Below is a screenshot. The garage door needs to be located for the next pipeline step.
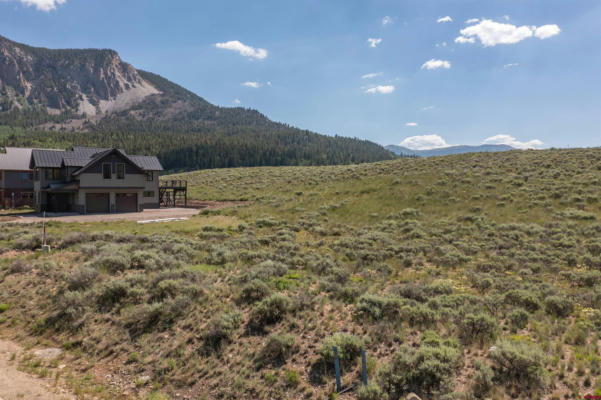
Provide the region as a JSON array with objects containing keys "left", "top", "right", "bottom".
[
  {"left": 116, "top": 193, "right": 137, "bottom": 213},
  {"left": 86, "top": 193, "right": 109, "bottom": 213}
]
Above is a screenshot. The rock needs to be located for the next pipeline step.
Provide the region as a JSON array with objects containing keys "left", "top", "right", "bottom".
[
  {"left": 33, "top": 347, "right": 62, "bottom": 360},
  {"left": 137, "top": 375, "right": 151, "bottom": 385},
  {"left": 58, "top": 364, "right": 66, "bottom": 369},
  {"left": 406, "top": 393, "right": 422, "bottom": 400}
]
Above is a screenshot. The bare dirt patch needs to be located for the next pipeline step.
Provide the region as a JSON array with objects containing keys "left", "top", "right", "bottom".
[{"left": 0, "top": 339, "right": 76, "bottom": 400}]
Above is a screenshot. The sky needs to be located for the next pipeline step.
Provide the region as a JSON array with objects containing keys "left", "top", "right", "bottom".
[{"left": 1, "top": 0, "right": 600, "bottom": 149}]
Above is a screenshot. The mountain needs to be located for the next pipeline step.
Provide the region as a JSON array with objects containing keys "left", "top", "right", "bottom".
[
  {"left": 0, "top": 35, "right": 394, "bottom": 170},
  {"left": 385, "top": 144, "right": 515, "bottom": 157}
]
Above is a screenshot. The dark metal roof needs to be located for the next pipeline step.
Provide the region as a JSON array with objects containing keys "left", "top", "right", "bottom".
[
  {"left": 31, "top": 147, "right": 163, "bottom": 171},
  {"left": 129, "top": 155, "right": 164, "bottom": 171},
  {"left": 31, "top": 149, "right": 67, "bottom": 168},
  {"left": 0, "top": 147, "right": 33, "bottom": 171}
]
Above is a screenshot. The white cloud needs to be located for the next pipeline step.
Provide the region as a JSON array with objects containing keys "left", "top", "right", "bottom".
[
  {"left": 215, "top": 40, "right": 268, "bottom": 60},
  {"left": 436, "top": 42, "right": 448, "bottom": 47},
  {"left": 382, "top": 16, "right": 393, "bottom": 26},
  {"left": 405, "top": 122, "right": 418, "bottom": 127},
  {"left": 421, "top": 59, "right": 451, "bottom": 70},
  {"left": 17, "top": 0, "right": 65, "bottom": 11},
  {"left": 534, "top": 24, "right": 561, "bottom": 39},
  {"left": 361, "top": 72, "right": 383, "bottom": 79},
  {"left": 367, "top": 38, "right": 382, "bottom": 48},
  {"left": 482, "top": 134, "right": 543, "bottom": 149},
  {"left": 242, "top": 81, "right": 261, "bottom": 88},
  {"left": 233, "top": 99, "right": 241, "bottom": 105},
  {"left": 456, "top": 19, "right": 560, "bottom": 47},
  {"left": 421, "top": 106, "right": 435, "bottom": 111},
  {"left": 503, "top": 63, "right": 519, "bottom": 69},
  {"left": 454, "top": 36, "right": 475, "bottom": 44},
  {"left": 266, "top": 81, "right": 272, "bottom": 86},
  {"left": 437, "top": 16, "right": 453, "bottom": 23},
  {"left": 365, "top": 85, "right": 395, "bottom": 94},
  {"left": 465, "top": 18, "right": 479, "bottom": 24},
  {"left": 400, "top": 134, "right": 450, "bottom": 150}
]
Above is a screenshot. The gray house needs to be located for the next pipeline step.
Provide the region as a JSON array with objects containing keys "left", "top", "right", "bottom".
[
  {"left": 30, "top": 147, "right": 163, "bottom": 213},
  {"left": 0, "top": 147, "right": 34, "bottom": 209}
]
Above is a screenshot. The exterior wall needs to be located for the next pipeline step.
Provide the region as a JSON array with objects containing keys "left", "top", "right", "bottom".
[
  {"left": 3, "top": 171, "right": 33, "bottom": 190},
  {"left": 142, "top": 170, "right": 160, "bottom": 208},
  {"left": 0, "top": 170, "right": 34, "bottom": 209},
  {"left": 78, "top": 171, "right": 146, "bottom": 189}
]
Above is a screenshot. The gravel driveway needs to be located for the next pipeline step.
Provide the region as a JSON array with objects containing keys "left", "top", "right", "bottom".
[{"left": 7, "top": 207, "right": 200, "bottom": 224}]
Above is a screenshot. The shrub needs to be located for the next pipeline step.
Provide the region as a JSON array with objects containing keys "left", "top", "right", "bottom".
[
  {"left": 472, "top": 360, "right": 494, "bottom": 397},
  {"left": 0, "top": 304, "right": 8, "bottom": 313},
  {"left": 251, "top": 260, "right": 288, "bottom": 280},
  {"left": 356, "top": 294, "right": 403, "bottom": 321},
  {"left": 203, "top": 310, "right": 242, "bottom": 350},
  {"left": 357, "top": 383, "right": 388, "bottom": 400},
  {"left": 283, "top": 369, "right": 299, "bottom": 387},
  {"left": 97, "top": 278, "right": 129, "bottom": 309},
  {"left": 56, "top": 290, "right": 88, "bottom": 324},
  {"left": 67, "top": 265, "right": 99, "bottom": 291},
  {"left": 319, "top": 333, "right": 364, "bottom": 367},
  {"left": 402, "top": 303, "right": 438, "bottom": 327},
  {"left": 257, "top": 334, "right": 297, "bottom": 366},
  {"left": 91, "top": 253, "right": 129, "bottom": 273},
  {"left": 457, "top": 313, "right": 497, "bottom": 345},
  {"left": 124, "top": 296, "right": 191, "bottom": 335},
  {"left": 9, "top": 259, "right": 31, "bottom": 274},
  {"left": 509, "top": 308, "right": 529, "bottom": 330},
  {"left": 58, "top": 232, "right": 90, "bottom": 249},
  {"left": 14, "top": 234, "right": 41, "bottom": 250},
  {"left": 488, "top": 339, "right": 547, "bottom": 388},
  {"left": 239, "top": 279, "right": 271, "bottom": 304},
  {"left": 249, "top": 294, "right": 292, "bottom": 329},
  {"left": 378, "top": 336, "right": 460, "bottom": 397},
  {"left": 503, "top": 290, "right": 541, "bottom": 313},
  {"left": 152, "top": 279, "right": 202, "bottom": 301},
  {"left": 544, "top": 296, "right": 574, "bottom": 318}
]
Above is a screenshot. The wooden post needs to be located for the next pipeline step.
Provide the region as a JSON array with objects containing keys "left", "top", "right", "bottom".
[
  {"left": 361, "top": 349, "right": 368, "bottom": 387},
  {"left": 333, "top": 346, "right": 342, "bottom": 393}
]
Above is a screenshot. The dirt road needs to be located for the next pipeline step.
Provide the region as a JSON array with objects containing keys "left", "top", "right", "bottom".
[
  {"left": 8, "top": 207, "right": 200, "bottom": 224},
  {"left": 0, "top": 340, "right": 75, "bottom": 400}
]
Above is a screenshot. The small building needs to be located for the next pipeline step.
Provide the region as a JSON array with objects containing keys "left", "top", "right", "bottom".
[
  {"left": 30, "top": 147, "right": 163, "bottom": 213},
  {"left": 0, "top": 147, "right": 34, "bottom": 209}
]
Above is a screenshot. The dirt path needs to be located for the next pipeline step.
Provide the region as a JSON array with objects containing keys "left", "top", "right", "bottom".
[{"left": 0, "top": 340, "right": 76, "bottom": 400}]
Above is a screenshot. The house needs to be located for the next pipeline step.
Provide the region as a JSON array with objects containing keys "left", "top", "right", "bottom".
[
  {"left": 30, "top": 147, "right": 163, "bottom": 213},
  {"left": 0, "top": 147, "right": 34, "bottom": 209}
]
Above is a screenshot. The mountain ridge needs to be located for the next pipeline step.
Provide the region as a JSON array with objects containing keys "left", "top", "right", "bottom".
[
  {"left": 0, "top": 34, "right": 394, "bottom": 170},
  {"left": 385, "top": 144, "right": 515, "bottom": 157}
]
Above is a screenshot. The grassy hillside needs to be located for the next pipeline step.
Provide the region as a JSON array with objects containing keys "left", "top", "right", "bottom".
[{"left": 1, "top": 148, "right": 601, "bottom": 400}]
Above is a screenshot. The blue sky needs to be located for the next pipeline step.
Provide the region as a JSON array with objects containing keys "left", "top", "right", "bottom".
[{"left": 1, "top": 0, "right": 600, "bottom": 149}]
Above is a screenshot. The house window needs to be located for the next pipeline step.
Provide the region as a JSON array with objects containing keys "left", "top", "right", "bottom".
[
  {"left": 45, "top": 168, "right": 61, "bottom": 180},
  {"left": 21, "top": 192, "right": 33, "bottom": 199},
  {"left": 117, "top": 163, "right": 125, "bottom": 180},
  {"left": 22, "top": 172, "right": 32, "bottom": 181},
  {"left": 145, "top": 171, "right": 153, "bottom": 181},
  {"left": 143, "top": 191, "right": 155, "bottom": 198},
  {"left": 102, "top": 163, "right": 112, "bottom": 179}
]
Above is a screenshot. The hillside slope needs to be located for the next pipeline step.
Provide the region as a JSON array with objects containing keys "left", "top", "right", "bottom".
[
  {"left": 1, "top": 148, "right": 600, "bottom": 400},
  {"left": 0, "top": 35, "right": 394, "bottom": 170}
]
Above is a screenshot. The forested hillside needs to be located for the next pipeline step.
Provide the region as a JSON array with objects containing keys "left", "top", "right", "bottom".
[{"left": 0, "top": 35, "right": 394, "bottom": 170}]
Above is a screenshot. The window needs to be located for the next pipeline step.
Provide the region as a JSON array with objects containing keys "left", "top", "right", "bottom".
[
  {"left": 45, "top": 168, "right": 61, "bottom": 180},
  {"left": 21, "top": 192, "right": 33, "bottom": 199},
  {"left": 22, "top": 172, "right": 32, "bottom": 181},
  {"left": 145, "top": 171, "right": 153, "bottom": 181},
  {"left": 143, "top": 191, "right": 155, "bottom": 198},
  {"left": 117, "top": 163, "right": 125, "bottom": 180},
  {"left": 102, "top": 163, "right": 112, "bottom": 179}
]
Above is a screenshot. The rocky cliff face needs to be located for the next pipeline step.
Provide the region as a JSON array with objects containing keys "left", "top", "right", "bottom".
[{"left": 0, "top": 35, "right": 158, "bottom": 115}]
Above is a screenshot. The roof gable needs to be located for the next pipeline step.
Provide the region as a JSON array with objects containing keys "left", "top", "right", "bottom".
[{"left": 72, "top": 148, "right": 145, "bottom": 176}]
